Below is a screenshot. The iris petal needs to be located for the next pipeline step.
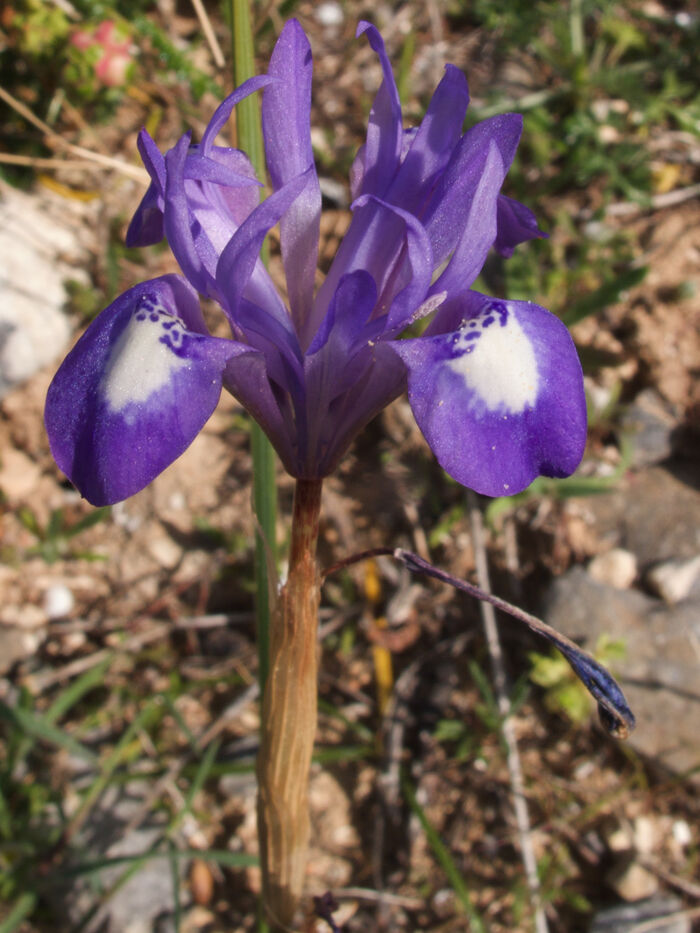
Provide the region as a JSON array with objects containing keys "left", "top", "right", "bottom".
[
  {"left": 495, "top": 194, "right": 547, "bottom": 257},
  {"left": 423, "top": 114, "right": 523, "bottom": 272},
  {"left": 355, "top": 22, "right": 403, "bottom": 198},
  {"left": 263, "top": 20, "right": 322, "bottom": 342},
  {"left": 391, "top": 292, "right": 587, "bottom": 496},
  {"left": 45, "top": 276, "right": 252, "bottom": 505}
]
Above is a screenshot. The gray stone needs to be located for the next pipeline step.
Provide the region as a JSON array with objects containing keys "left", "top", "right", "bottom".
[
  {"left": 645, "top": 555, "right": 700, "bottom": 604},
  {"left": 61, "top": 785, "right": 183, "bottom": 932},
  {"left": 620, "top": 389, "right": 677, "bottom": 468},
  {"left": 544, "top": 568, "right": 700, "bottom": 778},
  {"left": 0, "top": 182, "right": 90, "bottom": 398},
  {"left": 590, "top": 894, "right": 689, "bottom": 933},
  {"left": 586, "top": 466, "right": 700, "bottom": 566}
]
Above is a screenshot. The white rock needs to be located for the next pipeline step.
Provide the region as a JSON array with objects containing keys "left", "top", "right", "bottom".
[
  {"left": 315, "top": 1, "right": 344, "bottom": 27},
  {"left": 43, "top": 583, "right": 75, "bottom": 620},
  {"left": 672, "top": 819, "right": 692, "bottom": 848},
  {"left": 607, "top": 860, "right": 659, "bottom": 901},
  {"left": 588, "top": 548, "right": 638, "bottom": 589},
  {"left": 0, "top": 182, "right": 90, "bottom": 398},
  {"left": 646, "top": 555, "right": 700, "bottom": 604},
  {"left": 633, "top": 815, "right": 656, "bottom": 855},
  {"left": 147, "top": 530, "right": 182, "bottom": 569}
]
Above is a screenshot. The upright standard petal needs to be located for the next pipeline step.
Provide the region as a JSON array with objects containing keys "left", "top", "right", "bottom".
[
  {"left": 263, "top": 20, "right": 321, "bottom": 342},
  {"left": 391, "top": 293, "right": 587, "bottom": 496},
  {"left": 45, "top": 276, "right": 252, "bottom": 505},
  {"left": 423, "top": 114, "right": 523, "bottom": 274},
  {"left": 387, "top": 64, "right": 469, "bottom": 215},
  {"left": 215, "top": 168, "right": 313, "bottom": 336},
  {"left": 350, "top": 194, "right": 433, "bottom": 333},
  {"left": 355, "top": 22, "right": 403, "bottom": 198}
]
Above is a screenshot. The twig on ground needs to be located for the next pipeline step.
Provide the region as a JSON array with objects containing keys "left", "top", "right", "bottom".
[
  {"left": 335, "top": 887, "right": 424, "bottom": 909},
  {"left": 630, "top": 906, "right": 700, "bottom": 933},
  {"left": 638, "top": 857, "right": 700, "bottom": 900},
  {"left": 0, "top": 86, "right": 148, "bottom": 182},
  {"left": 0, "top": 154, "right": 99, "bottom": 171},
  {"left": 190, "top": 0, "right": 225, "bottom": 68},
  {"left": 467, "top": 490, "right": 549, "bottom": 933},
  {"left": 577, "top": 182, "right": 700, "bottom": 220}
]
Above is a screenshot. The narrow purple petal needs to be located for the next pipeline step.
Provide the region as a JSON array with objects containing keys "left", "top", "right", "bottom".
[
  {"left": 423, "top": 114, "right": 523, "bottom": 272},
  {"left": 215, "top": 167, "right": 313, "bottom": 329},
  {"left": 184, "top": 151, "right": 261, "bottom": 190},
  {"left": 126, "top": 180, "right": 164, "bottom": 247},
  {"left": 350, "top": 194, "right": 433, "bottom": 333},
  {"left": 356, "top": 22, "right": 402, "bottom": 198},
  {"left": 45, "top": 276, "right": 251, "bottom": 506},
  {"left": 495, "top": 194, "right": 547, "bottom": 257},
  {"left": 263, "top": 20, "right": 321, "bottom": 342},
  {"left": 222, "top": 352, "right": 298, "bottom": 474},
  {"left": 428, "top": 139, "right": 505, "bottom": 297},
  {"left": 164, "top": 134, "right": 216, "bottom": 296},
  {"left": 390, "top": 293, "right": 586, "bottom": 496},
  {"left": 137, "top": 127, "right": 165, "bottom": 188},
  {"left": 314, "top": 341, "right": 406, "bottom": 477},
  {"left": 126, "top": 129, "right": 166, "bottom": 247},
  {"left": 388, "top": 64, "right": 470, "bottom": 215},
  {"left": 200, "top": 75, "right": 274, "bottom": 155}
]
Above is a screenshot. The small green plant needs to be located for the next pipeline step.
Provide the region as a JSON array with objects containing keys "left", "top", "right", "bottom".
[
  {"left": 17, "top": 505, "right": 111, "bottom": 564},
  {"left": 433, "top": 661, "right": 530, "bottom": 760},
  {"left": 530, "top": 634, "right": 627, "bottom": 724}
]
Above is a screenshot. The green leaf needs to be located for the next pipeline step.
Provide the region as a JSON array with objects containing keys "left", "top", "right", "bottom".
[
  {"left": 402, "top": 774, "right": 487, "bottom": 932},
  {"left": 561, "top": 266, "right": 647, "bottom": 327},
  {"left": 0, "top": 700, "right": 98, "bottom": 763},
  {"left": 0, "top": 892, "right": 37, "bottom": 933},
  {"left": 63, "top": 506, "right": 111, "bottom": 538}
]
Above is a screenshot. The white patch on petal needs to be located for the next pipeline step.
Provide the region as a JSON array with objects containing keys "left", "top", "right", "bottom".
[
  {"left": 102, "top": 300, "right": 190, "bottom": 412},
  {"left": 447, "top": 303, "right": 538, "bottom": 414}
]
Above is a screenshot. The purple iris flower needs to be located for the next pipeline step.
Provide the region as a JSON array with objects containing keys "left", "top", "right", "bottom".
[{"left": 45, "top": 20, "right": 586, "bottom": 507}]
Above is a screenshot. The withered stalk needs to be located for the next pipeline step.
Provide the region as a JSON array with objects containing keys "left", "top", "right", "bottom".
[{"left": 257, "top": 477, "right": 323, "bottom": 930}]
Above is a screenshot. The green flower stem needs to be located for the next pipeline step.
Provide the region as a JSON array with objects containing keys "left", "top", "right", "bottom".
[{"left": 229, "top": 0, "right": 275, "bottom": 690}]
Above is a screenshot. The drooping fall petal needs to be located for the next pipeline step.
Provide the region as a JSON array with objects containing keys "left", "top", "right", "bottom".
[{"left": 45, "top": 276, "right": 254, "bottom": 505}]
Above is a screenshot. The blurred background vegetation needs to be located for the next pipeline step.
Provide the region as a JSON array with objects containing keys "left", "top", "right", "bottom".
[{"left": 0, "top": 1, "right": 698, "bottom": 931}]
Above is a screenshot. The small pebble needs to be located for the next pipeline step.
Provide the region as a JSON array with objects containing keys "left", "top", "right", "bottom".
[
  {"left": 588, "top": 548, "right": 638, "bottom": 589},
  {"left": 672, "top": 819, "right": 692, "bottom": 848},
  {"left": 607, "top": 860, "right": 659, "bottom": 901},
  {"left": 43, "top": 583, "right": 75, "bottom": 620},
  {"left": 646, "top": 555, "right": 700, "bottom": 604},
  {"left": 315, "top": 1, "right": 344, "bottom": 27}
]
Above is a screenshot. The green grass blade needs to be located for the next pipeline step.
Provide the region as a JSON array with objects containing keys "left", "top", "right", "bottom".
[
  {"left": 63, "top": 847, "right": 257, "bottom": 879},
  {"left": 0, "top": 892, "right": 38, "bottom": 933},
  {"left": 561, "top": 266, "right": 648, "bottom": 327},
  {"left": 67, "top": 700, "right": 164, "bottom": 837},
  {"left": 44, "top": 654, "right": 113, "bottom": 725},
  {"left": 168, "top": 840, "right": 182, "bottom": 933},
  {"left": 168, "top": 739, "right": 221, "bottom": 836},
  {"left": 0, "top": 700, "right": 97, "bottom": 764},
  {"left": 230, "top": 0, "right": 276, "bottom": 692},
  {"left": 63, "top": 506, "right": 111, "bottom": 538},
  {"left": 402, "top": 774, "right": 488, "bottom": 932}
]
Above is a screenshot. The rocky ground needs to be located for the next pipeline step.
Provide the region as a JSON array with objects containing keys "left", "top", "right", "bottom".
[{"left": 1, "top": 1, "right": 699, "bottom": 931}]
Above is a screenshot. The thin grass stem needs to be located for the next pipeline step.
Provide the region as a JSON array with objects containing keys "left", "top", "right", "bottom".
[{"left": 229, "top": 0, "right": 276, "bottom": 692}]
